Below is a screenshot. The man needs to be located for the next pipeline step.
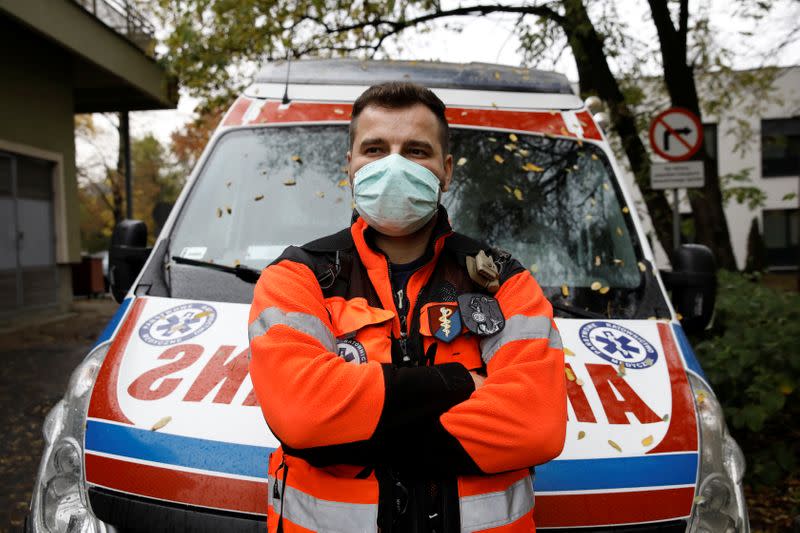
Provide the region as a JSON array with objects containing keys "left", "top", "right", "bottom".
[{"left": 248, "top": 82, "right": 566, "bottom": 533}]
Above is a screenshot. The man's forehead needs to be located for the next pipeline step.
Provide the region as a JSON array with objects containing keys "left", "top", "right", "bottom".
[{"left": 353, "top": 104, "right": 441, "bottom": 142}]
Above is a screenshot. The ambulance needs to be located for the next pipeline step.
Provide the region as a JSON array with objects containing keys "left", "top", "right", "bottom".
[{"left": 28, "top": 59, "right": 748, "bottom": 532}]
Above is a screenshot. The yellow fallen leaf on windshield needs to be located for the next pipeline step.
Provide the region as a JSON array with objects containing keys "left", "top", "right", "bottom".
[
  {"left": 504, "top": 143, "right": 516, "bottom": 151},
  {"left": 283, "top": 178, "right": 297, "bottom": 186},
  {"left": 337, "top": 179, "right": 349, "bottom": 187},
  {"left": 291, "top": 155, "right": 302, "bottom": 164},
  {"left": 522, "top": 162, "right": 543, "bottom": 172},
  {"left": 642, "top": 435, "right": 654, "bottom": 446},
  {"left": 563, "top": 347, "right": 575, "bottom": 356},
  {"left": 315, "top": 191, "right": 325, "bottom": 198},
  {"left": 509, "top": 133, "right": 518, "bottom": 142},
  {"left": 613, "top": 259, "right": 624, "bottom": 265},
  {"left": 513, "top": 188, "right": 523, "bottom": 201},
  {"left": 591, "top": 154, "right": 599, "bottom": 160},
  {"left": 493, "top": 154, "right": 505, "bottom": 164},
  {"left": 577, "top": 431, "right": 586, "bottom": 440},
  {"left": 603, "top": 182, "right": 610, "bottom": 191},
  {"left": 151, "top": 416, "right": 172, "bottom": 432},
  {"left": 608, "top": 440, "right": 622, "bottom": 452},
  {"left": 591, "top": 197, "right": 596, "bottom": 206},
  {"left": 216, "top": 207, "right": 222, "bottom": 218},
  {"left": 616, "top": 227, "right": 624, "bottom": 236},
  {"left": 530, "top": 263, "right": 538, "bottom": 273},
  {"left": 503, "top": 185, "right": 512, "bottom": 193},
  {"left": 595, "top": 256, "right": 601, "bottom": 266},
  {"left": 622, "top": 206, "right": 630, "bottom": 213},
  {"left": 561, "top": 285, "right": 569, "bottom": 297},
  {"left": 638, "top": 261, "right": 646, "bottom": 272},
  {"left": 565, "top": 367, "right": 576, "bottom": 381},
  {"left": 599, "top": 286, "right": 610, "bottom": 294},
  {"left": 591, "top": 281, "right": 602, "bottom": 291},
  {"left": 488, "top": 137, "right": 497, "bottom": 142},
  {"left": 457, "top": 157, "right": 467, "bottom": 166},
  {"left": 254, "top": 194, "right": 264, "bottom": 201},
  {"left": 518, "top": 149, "right": 530, "bottom": 156}
]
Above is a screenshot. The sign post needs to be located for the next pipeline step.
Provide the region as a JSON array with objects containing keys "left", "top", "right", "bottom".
[{"left": 648, "top": 108, "right": 705, "bottom": 251}]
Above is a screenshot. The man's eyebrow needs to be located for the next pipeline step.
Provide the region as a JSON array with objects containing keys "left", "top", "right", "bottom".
[
  {"left": 404, "top": 139, "right": 435, "bottom": 151},
  {"left": 359, "top": 137, "right": 386, "bottom": 147}
]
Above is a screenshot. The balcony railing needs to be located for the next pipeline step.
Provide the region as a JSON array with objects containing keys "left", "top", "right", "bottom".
[{"left": 72, "top": 0, "right": 156, "bottom": 57}]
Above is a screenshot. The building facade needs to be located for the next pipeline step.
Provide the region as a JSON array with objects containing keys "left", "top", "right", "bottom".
[{"left": 0, "top": 0, "right": 175, "bottom": 322}]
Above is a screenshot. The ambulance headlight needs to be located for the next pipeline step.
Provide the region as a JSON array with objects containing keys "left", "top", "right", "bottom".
[
  {"left": 30, "top": 343, "right": 109, "bottom": 533},
  {"left": 687, "top": 373, "right": 749, "bottom": 533}
]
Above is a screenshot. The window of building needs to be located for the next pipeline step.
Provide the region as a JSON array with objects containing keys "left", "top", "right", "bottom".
[
  {"left": 763, "top": 208, "right": 799, "bottom": 269},
  {"left": 761, "top": 118, "right": 800, "bottom": 177}
]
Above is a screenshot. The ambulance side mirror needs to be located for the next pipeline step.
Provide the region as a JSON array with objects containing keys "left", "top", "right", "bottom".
[
  {"left": 109, "top": 220, "right": 152, "bottom": 303},
  {"left": 660, "top": 244, "right": 717, "bottom": 335}
]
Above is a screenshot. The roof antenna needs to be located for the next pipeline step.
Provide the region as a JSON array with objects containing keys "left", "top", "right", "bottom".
[{"left": 281, "top": 51, "right": 292, "bottom": 105}]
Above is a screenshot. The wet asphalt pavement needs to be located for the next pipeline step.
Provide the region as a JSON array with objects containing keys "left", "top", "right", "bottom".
[{"left": 0, "top": 298, "right": 117, "bottom": 533}]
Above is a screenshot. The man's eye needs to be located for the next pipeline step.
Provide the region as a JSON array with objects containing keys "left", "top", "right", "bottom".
[
  {"left": 410, "top": 148, "right": 426, "bottom": 156},
  {"left": 365, "top": 146, "right": 382, "bottom": 154}
]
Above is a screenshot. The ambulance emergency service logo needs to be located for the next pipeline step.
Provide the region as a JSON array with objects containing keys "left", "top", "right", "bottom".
[
  {"left": 337, "top": 339, "right": 368, "bottom": 364},
  {"left": 138, "top": 303, "right": 217, "bottom": 346},
  {"left": 579, "top": 321, "right": 658, "bottom": 369}
]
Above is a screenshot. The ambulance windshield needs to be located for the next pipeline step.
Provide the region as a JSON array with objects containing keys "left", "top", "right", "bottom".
[{"left": 169, "top": 125, "right": 650, "bottom": 313}]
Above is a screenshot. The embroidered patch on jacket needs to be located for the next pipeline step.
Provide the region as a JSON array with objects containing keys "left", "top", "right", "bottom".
[
  {"left": 427, "top": 303, "right": 462, "bottom": 342},
  {"left": 336, "top": 339, "right": 368, "bottom": 364},
  {"left": 458, "top": 293, "right": 505, "bottom": 336}
]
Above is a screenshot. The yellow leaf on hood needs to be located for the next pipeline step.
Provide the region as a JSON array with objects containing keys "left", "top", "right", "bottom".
[
  {"left": 577, "top": 431, "right": 586, "bottom": 440},
  {"left": 617, "top": 363, "right": 626, "bottom": 377},
  {"left": 254, "top": 194, "right": 264, "bottom": 201},
  {"left": 608, "top": 440, "right": 622, "bottom": 452},
  {"left": 151, "top": 416, "right": 172, "bottom": 432},
  {"left": 522, "top": 162, "right": 544, "bottom": 172},
  {"left": 565, "top": 367, "right": 576, "bottom": 381},
  {"left": 518, "top": 149, "right": 530, "bottom": 156},
  {"left": 563, "top": 347, "right": 575, "bottom": 356},
  {"left": 642, "top": 435, "right": 654, "bottom": 446},
  {"left": 283, "top": 178, "right": 297, "bottom": 186}
]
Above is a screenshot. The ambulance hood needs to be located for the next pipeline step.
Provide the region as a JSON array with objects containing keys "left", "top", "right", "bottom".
[{"left": 85, "top": 296, "right": 699, "bottom": 529}]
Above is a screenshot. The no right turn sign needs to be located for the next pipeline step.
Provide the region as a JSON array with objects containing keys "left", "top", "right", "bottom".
[{"left": 648, "top": 108, "right": 704, "bottom": 162}]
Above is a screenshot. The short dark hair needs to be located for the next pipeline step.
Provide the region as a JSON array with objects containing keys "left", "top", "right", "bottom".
[{"left": 349, "top": 82, "right": 450, "bottom": 154}]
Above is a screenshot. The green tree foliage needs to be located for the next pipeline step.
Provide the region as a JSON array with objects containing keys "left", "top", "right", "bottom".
[
  {"left": 692, "top": 271, "right": 800, "bottom": 485},
  {"left": 155, "top": 0, "right": 796, "bottom": 269}
]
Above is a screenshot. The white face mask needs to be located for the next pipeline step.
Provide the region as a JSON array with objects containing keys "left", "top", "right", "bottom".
[{"left": 352, "top": 154, "right": 441, "bottom": 237}]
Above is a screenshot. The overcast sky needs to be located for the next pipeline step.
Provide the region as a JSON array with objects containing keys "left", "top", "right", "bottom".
[{"left": 79, "top": 0, "right": 799, "bottom": 172}]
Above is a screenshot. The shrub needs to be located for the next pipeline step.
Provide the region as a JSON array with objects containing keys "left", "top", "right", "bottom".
[{"left": 691, "top": 270, "right": 800, "bottom": 485}]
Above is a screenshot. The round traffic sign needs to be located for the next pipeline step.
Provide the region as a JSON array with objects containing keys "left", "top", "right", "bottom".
[{"left": 648, "top": 107, "right": 703, "bottom": 162}]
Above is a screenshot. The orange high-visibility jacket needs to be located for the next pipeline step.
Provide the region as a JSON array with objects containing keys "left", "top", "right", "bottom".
[{"left": 249, "top": 208, "right": 567, "bottom": 532}]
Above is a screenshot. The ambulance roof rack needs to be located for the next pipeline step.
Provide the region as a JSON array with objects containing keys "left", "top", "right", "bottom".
[{"left": 254, "top": 58, "right": 574, "bottom": 95}]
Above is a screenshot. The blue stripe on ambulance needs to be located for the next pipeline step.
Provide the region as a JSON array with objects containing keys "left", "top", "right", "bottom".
[
  {"left": 671, "top": 323, "right": 707, "bottom": 381},
  {"left": 92, "top": 297, "right": 133, "bottom": 349},
  {"left": 85, "top": 419, "right": 698, "bottom": 491}
]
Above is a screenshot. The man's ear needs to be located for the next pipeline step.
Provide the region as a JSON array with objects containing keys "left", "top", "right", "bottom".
[
  {"left": 441, "top": 153, "right": 454, "bottom": 192},
  {"left": 346, "top": 150, "right": 353, "bottom": 185}
]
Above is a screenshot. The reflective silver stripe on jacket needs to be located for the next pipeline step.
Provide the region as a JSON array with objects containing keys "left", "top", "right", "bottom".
[
  {"left": 268, "top": 476, "right": 378, "bottom": 533},
  {"left": 479, "top": 314, "right": 563, "bottom": 364},
  {"left": 459, "top": 475, "right": 534, "bottom": 532},
  {"left": 248, "top": 306, "right": 336, "bottom": 352}
]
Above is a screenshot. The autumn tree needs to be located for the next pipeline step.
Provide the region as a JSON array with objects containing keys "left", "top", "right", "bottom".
[
  {"left": 77, "top": 115, "right": 183, "bottom": 252},
  {"left": 156, "top": 0, "right": 796, "bottom": 269}
]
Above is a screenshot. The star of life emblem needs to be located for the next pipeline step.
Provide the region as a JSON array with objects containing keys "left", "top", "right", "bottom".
[
  {"left": 138, "top": 303, "right": 217, "bottom": 346},
  {"left": 336, "top": 338, "right": 368, "bottom": 364},
  {"left": 579, "top": 321, "right": 658, "bottom": 370}
]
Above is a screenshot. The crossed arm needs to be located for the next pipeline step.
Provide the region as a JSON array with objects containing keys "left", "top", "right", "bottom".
[{"left": 248, "top": 259, "right": 567, "bottom": 476}]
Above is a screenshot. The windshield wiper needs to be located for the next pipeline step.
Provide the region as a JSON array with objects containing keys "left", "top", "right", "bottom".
[
  {"left": 171, "top": 256, "right": 261, "bottom": 284},
  {"left": 551, "top": 301, "right": 607, "bottom": 319}
]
